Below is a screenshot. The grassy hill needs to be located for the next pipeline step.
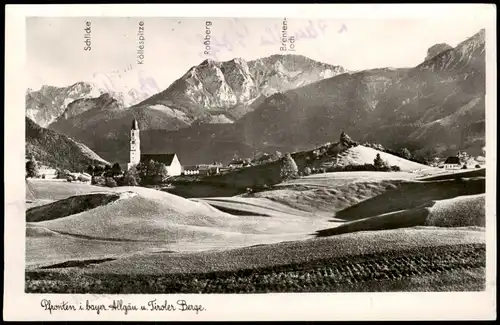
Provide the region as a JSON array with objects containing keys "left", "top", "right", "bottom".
[
  {"left": 26, "top": 117, "right": 108, "bottom": 171},
  {"left": 26, "top": 179, "right": 116, "bottom": 201},
  {"left": 167, "top": 138, "right": 433, "bottom": 198},
  {"left": 25, "top": 166, "right": 487, "bottom": 293},
  {"left": 26, "top": 184, "right": 334, "bottom": 268}
]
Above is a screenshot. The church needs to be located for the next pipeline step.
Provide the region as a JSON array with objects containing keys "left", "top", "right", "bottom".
[{"left": 127, "top": 119, "right": 182, "bottom": 176}]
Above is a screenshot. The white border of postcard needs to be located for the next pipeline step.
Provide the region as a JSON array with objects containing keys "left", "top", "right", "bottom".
[{"left": 4, "top": 4, "right": 497, "bottom": 321}]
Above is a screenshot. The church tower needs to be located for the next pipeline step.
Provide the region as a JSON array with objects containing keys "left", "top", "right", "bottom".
[{"left": 127, "top": 119, "right": 141, "bottom": 170}]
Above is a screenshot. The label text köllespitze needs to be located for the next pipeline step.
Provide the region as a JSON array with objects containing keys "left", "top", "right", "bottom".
[{"left": 137, "top": 21, "right": 145, "bottom": 64}]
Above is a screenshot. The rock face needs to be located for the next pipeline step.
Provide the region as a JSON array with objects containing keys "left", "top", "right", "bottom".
[
  {"left": 339, "top": 132, "right": 359, "bottom": 149},
  {"left": 425, "top": 43, "right": 453, "bottom": 61},
  {"left": 26, "top": 117, "right": 108, "bottom": 170},
  {"left": 56, "top": 93, "right": 123, "bottom": 120},
  {"left": 134, "top": 54, "right": 346, "bottom": 122},
  {"left": 26, "top": 82, "right": 104, "bottom": 127},
  {"left": 27, "top": 66, "right": 163, "bottom": 128}
]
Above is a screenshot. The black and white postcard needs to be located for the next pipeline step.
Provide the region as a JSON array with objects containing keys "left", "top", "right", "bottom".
[{"left": 4, "top": 3, "right": 497, "bottom": 321}]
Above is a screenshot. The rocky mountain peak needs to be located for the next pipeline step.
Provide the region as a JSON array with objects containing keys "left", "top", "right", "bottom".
[
  {"left": 26, "top": 82, "right": 104, "bottom": 127},
  {"left": 425, "top": 43, "right": 453, "bottom": 61},
  {"left": 134, "top": 54, "right": 346, "bottom": 122},
  {"left": 340, "top": 132, "right": 359, "bottom": 148}
]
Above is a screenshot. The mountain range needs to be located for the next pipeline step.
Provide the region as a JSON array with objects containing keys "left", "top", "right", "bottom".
[{"left": 26, "top": 29, "right": 486, "bottom": 166}]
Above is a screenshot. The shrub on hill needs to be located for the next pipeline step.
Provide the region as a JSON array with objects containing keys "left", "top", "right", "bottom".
[
  {"left": 280, "top": 153, "right": 299, "bottom": 181},
  {"left": 105, "top": 177, "right": 118, "bottom": 188},
  {"left": 91, "top": 176, "right": 106, "bottom": 187},
  {"left": 121, "top": 168, "right": 141, "bottom": 186},
  {"left": 373, "top": 153, "right": 388, "bottom": 170}
]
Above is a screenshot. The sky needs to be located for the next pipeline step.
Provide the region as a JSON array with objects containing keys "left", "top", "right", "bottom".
[{"left": 26, "top": 17, "right": 487, "bottom": 92}]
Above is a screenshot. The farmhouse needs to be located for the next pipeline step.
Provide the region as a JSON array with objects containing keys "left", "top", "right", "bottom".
[
  {"left": 443, "top": 156, "right": 461, "bottom": 169},
  {"left": 182, "top": 164, "right": 221, "bottom": 176},
  {"left": 182, "top": 166, "right": 200, "bottom": 175},
  {"left": 127, "top": 119, "right": 182, "bottom": 176}
]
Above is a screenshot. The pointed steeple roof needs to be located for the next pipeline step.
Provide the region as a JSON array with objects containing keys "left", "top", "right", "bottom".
[{"left": 131, "top": 119, "right": 139, "bottom": 130}]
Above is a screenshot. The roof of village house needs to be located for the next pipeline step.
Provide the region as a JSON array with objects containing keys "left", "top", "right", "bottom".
[
  {"left": 444, "top": 156, "right": 460, "bottom": 164},
  {"left": 140, "top": 153, "right": 177, "bottom": 166}
]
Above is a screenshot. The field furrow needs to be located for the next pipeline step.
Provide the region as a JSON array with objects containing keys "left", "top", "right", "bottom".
[{"left": 26, "top": 243, "right": 485, "bottom": 293}]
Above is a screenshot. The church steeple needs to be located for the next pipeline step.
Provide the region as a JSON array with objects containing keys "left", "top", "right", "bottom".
[
  {"left": 128, "top": 118, "right": 141, "bottom": 170},
  {"left": 131, "top": 119, "right": 139, "bottom": 130}
]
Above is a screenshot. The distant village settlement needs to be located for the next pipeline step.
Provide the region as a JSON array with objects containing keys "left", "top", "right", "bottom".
[{"left": 26, "top": 118, "right": 480, "bottom": 186}]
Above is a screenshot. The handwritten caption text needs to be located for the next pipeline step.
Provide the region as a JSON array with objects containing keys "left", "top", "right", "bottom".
[{"left": 40, "top": 299, "right": 206, "bottom": 315}]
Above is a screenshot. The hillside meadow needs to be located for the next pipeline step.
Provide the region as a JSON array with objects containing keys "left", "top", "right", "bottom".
[{"left": 25, "top": 166, "right": 487, "bottom": 292}]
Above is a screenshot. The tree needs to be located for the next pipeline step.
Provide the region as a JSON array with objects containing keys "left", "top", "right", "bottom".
[
  {"left": 103, "top": 164, "right": 112, "bottom": 177},
  {"left": 153, "top": 163, "right": 169, "bottom": 184},
  {"left": 122, "top": 167, "right": 141, "bottom": 186},
  {"left": 86, "top": 165, "right": 95, "bottom": 176},
  {"left": 111, "top": 163, "right": 122, "bottom": 177},
  {"left": 280, "top": 153, "right": 299, "bottom": 180},
  {"left": 373, "top": 153, "right": 385, "bottom": 169},
  {"left": 26, "top": 157, "right": 39, "bottom": 178},
  {"left": 93, "top": 165, "right": 105, "bottom": 176},
  {"left": 136, "top": 160, "right": 169, "bottom": 185},
  {"left": 458, "top": 151, "right": 470, "bottom": 164},
  {"left": 399, "top": 148, "right": 412, "bottom": 160},
  {"left": 303, "top": 166, "right": 312, "bottom": 176}
]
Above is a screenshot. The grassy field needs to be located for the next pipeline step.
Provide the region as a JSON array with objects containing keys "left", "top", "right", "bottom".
[
  {"left": 27, "top": 179, "right": 117, "bottom": 201},
  {"left": 315, "top": 193, "right": 485, "bottom": 237},
  {"left": 332, "top": 145, "right": 432, "bottom": 171},
  {"left": 426, "top": 194, "right": 485, "bottom": 227},
  {"left": 419, "top": 168, "right": 485, "bottom": 181},
  {"left": 26, "top": 193, "right": 121, "bottom": 222},
  {"left": 26, "top": 183, "right": 335, "bottom": 266},
  {"left": 249, "top": 179, "right": 401, "bottom": 216},
  {"left": 25, "top": 168, "right": 487, "bottom": 293},
  {"left": 26, "top": 228, "right": 485, "bottom": 293},
  {"left": 334, "top": 177, "right": 484, "bottom": 221}
]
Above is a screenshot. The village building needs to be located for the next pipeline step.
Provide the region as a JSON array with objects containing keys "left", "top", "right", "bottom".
[
  {"left": 182, "top": 164, "right": 221, "bottom": 176},
  {"left": 182, "top": 166, "right": 200, "bottom": 175},
  {"left": 443, "top": 156, "right": 461, "bottom": 169},
  {"left": 127, "top": 119, "right": 182, "bottom": 176}
]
